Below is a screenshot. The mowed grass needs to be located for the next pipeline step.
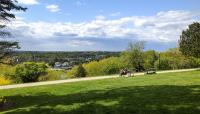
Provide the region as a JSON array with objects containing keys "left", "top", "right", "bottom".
[{"left": 0, "top": 71, "right": 200, "bottom": 114}]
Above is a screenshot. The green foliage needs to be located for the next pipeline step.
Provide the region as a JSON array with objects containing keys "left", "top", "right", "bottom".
[
  {"left": 154, "top": 48, "right": 200, "bottom": 70},
  {"left": 0, "top": 0, "right": 27, "bottom": 63},
  {"left": 179, "top": 22, "right": 200, "bottom": 58},
  {"left": 67, "top": 64, "right": 87, "bottom": 78},
  {"left": 121, "top": 41, "right": 145, "bottom": 71},
  {"left": 0, "top": 64, "right": 14, "bottom": 76},
  {"left": 143, "top": 50, "right": 158, "bottom": 69},
  {"left": 83, "top": 61, "right": 102, "bottom": 76},
  {"left": 67, "top": 47, "right": 200, "bottom": 77},
  {"left": 155, "top": 57, "right": 172, "bottom": 70},
  {"left": 13, "top": 62, "right": 47, "bottom": 83},
  {"left": 67, "top": 57, "right": 125, "bottom": 77},
  {"left": 84, "top": 57, "right": 125, "bottom": 76},
  {"left": 74, "top": 64, "right": 87, "bottom": 78},
  {"left": 14, "top": 51, "right": 120, "bottom": 66},
  {"left": 38, "top": 70, "right": 69, "bottom": 81},
  {"left": 100, "top": 57, "right": 125, "bottom": 75}
]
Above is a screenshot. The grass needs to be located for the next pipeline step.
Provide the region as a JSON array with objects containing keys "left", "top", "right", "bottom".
[{"left": 0, "top": 71, "right": 200, "bottom": 114}]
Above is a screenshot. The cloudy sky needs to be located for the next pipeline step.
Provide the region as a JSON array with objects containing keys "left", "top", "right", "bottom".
[{"left": 3, "top": 0, "right": 200, "bottom": 51}]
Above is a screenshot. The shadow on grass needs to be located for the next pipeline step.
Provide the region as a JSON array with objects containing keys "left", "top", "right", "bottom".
[{"left": 2, "top": 85, "right": 200, "bottom": 114}]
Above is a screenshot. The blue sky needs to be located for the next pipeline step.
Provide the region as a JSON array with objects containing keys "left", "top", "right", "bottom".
[{"left": 5, "top": 0, "right": 200, "bottom": 51}]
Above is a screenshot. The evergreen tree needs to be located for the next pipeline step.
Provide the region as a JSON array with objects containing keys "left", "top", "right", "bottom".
[
  {"left": 179, "top": 22, "right": 200, "bottom": 58},
  {"left": 75, "top": 64, "right": 87, "bottom": 77},
  {"left": 0, "top": 0, "right": 27, "bottom": 63}
]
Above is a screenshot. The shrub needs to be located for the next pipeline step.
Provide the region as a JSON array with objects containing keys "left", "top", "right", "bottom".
[
  {"left": 83, "top": 61, "right": 102, "bottom": 76},
  {"left": 13, "top": 62, "right": 47, "bottom": 83},
  {"left": 67, "top": 66, "right": 79, "bottom": 78},
  {"left": 67, "top": 64, "right": 87, "bottom": 78},
  {"left": 100, "top": 57, "right": 125, "bottom": 75},
  {"left": 155, "top": 58, "right": 172, "bottom": 70},
  {"left": 38, "top": 70, "right": 69, "bottom": 81},
  {"left": 0, "top": 76, "right": 11, "bottom": 85},
  {"left": 74, "top": 64, "right": 87, "bottom": 77},
  {"left": 67, "top": 57, "right": 125, "bottom": 77},
  {"left": 0, "top": 64, "right": 14, "bottom": 76}
]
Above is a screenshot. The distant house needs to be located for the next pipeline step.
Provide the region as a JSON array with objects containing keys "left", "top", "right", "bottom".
[
  {"left": 54, "top": 62, "right": 62, "bottom": 69},
  {"left": 53, "top": 62, "right": 72, "bottom": 70},
  {"left": 62, "top": 62, "right": 69, "bottom": 67}
]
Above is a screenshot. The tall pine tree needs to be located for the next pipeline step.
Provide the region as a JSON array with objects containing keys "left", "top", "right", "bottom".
[
  {"left": 0, "top": 0, "right": 27, "bottom": 63},
  {"left": 179, "top": 22, "right": 200, "bottom": 58}
]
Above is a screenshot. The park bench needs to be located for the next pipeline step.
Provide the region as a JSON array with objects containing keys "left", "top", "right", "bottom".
[
  {"left": 120, "top": 69, "right": 133, "bottom": 77},
  {"left": 146, "top": 68, "right": 156, "bottom": 74}
]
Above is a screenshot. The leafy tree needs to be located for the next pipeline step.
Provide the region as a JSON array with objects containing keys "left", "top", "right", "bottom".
[
  {"left": 74, "top": 64, "right": 87, "bottom": 77},
  {"left": 155, "top": 58, "right": 172, "bottom": 70},
  {"left": 0, "top": 0, "right": 27, "bottom": 63},
  {"left": 13, "top": 62, "right": 47, "bottom": 83},
  {"left": 143, "top": 50, "right": 158, "bottom": 69},
  {"left": 179, "top": 22, "right": 200, "bottom": 58},
  {"left": 122, "top": 41, "right": 145, "bottom": 72}
]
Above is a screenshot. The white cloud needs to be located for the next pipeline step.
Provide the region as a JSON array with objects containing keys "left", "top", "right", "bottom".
[
  {"left": 66, "top": 40, "right": 95, "bottom": 47},
  {"left": 18, "top": 0, "right": 39, "bottom": 5},
  {"left": 7, "top": 10, "right": 200, "bottom": 43},
  {"left": 46, "top": 4, "right": 60, "bottom": 12},
  {"left": 95, "top": 15, "right": 106, "bottom": 20}
]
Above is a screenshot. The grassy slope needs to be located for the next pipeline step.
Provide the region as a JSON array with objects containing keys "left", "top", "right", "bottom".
[{"left": 0, "top": 71, "right": 200, "bottom": 114}]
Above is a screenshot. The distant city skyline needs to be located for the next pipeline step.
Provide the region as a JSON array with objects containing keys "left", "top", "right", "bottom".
[{"left": 5, "top": 0, "right": 200, "bottom": 51}]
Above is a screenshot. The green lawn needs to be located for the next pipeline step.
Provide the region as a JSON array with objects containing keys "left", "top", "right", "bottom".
[{"left": 0, "top": 71, "right": 200, "bottom": 114}]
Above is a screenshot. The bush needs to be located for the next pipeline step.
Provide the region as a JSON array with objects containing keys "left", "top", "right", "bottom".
[
  {"left": 155, "top": 58, "right": 172, "bottom": 70},
  {"left": 0, "top": 76, "right": 11, "bottom": 85},
  {"left": 155, "top": 48, "right": 200, "bottom": 70},
  {"left": 67, "top": 57, "right": 125, "bottom": 77},
  {"left": 67, "top": 64, "right": 87, "bottom": 78},
  {"left": 75, "top": 64, "right": 87, "bottom": 77},
  {"left": 100, "top": 57, "right": 125, "bottom": 75},
  {"left": 13, "top": 62, "right": 47, "bottom": 83},
  {"left": 38, "top": 70, "right": 69, "bottom": 81},
  {"left": 83, "top": 61, "right": 102, "bottom": 76}
]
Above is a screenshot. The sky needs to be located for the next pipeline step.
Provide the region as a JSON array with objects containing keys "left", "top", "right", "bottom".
[{"left": 3, "top": 0, "right": 200, "bottom": 51}]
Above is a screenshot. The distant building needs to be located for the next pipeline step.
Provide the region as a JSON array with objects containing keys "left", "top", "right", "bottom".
[
  {"left": 62, "top": 62, "right": 69, "bottom": 67},
  {"left": 54, "top": 62, "right": 62, "bottom": 69}
]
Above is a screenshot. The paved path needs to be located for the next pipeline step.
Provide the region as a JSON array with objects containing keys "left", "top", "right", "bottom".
[{"left": 0, "top": 68, "right": 199, "bottom": 90}]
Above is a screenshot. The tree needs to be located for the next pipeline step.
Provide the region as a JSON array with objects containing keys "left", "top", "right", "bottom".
[
  {"left": 0, "top": 41, "right": 19, "bottom": 63},
  {"left": 14, "top": 62, "right": 47, "bottom": 83},
  {"left": 122, "top": 41, "right": 145, "bottom": 72},
  {"left": 179, "top": 22, "right": 200, "bottom": 58},
  {"left": 143, "top": 50, "right": 158, "bottom": 69},
  {"left": 74, "top": 64, "right": 87, "bottom": 78},
  {"left": 0, "top": 0, "right": 27, "bottom": 63}
]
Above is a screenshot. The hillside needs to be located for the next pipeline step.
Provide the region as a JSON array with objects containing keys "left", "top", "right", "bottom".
[{"left": 0, "top": 71, "right": 200, "bottom": 114}]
